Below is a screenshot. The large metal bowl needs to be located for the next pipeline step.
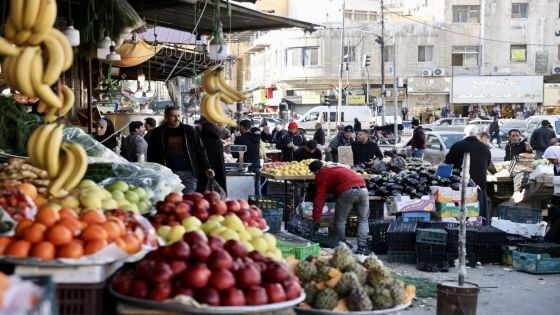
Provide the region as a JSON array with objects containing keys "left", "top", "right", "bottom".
[{"left": 294, "top": 301, "right": 412, "bottom": 315}]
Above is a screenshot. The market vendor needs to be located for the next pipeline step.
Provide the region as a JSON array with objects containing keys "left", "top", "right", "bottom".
[
  {"left": 543, "top": 138, "right": 560, "bottom": 176},
  {"left": 233, "top": 120, "right": 262, "bottom": 195},
  {"left": 351, "top": 129, "right": 384, "bottom": 165},
  {"left": 504, "top": 129, "right": 532, "bottom": 161},
  {"left": 308, "top": 160, "right": 370, "bottom": 255},
  {"left": 293, "top": 140, "right": 322, "bottom": 161},
  {"left": 146, "top": 107, "right": 214, "bottom": 193},
  {"left": 276, "top": 122, "right": 307, "bottom": 161},
  {"left": 325, "top": 125, "right": 354, "bottom": 162}
]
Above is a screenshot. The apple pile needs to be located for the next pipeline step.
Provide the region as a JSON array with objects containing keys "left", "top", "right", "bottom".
[
  {"left": 111, "top": 231, "right": 302, "bottom": 306},
  {"left": 105, "top": 180, "right": 153, "bottom": 214},
  {"left": 150, "top": 192, "right": 268, "bottom": 231}
]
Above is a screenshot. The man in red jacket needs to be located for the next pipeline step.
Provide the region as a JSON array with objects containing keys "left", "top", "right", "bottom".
[{"left": 309, "top": 160, "right": 370, "bottom": 254}]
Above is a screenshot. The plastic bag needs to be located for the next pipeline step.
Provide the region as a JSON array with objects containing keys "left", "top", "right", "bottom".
[
  {"left": 371, "top": 159, "right": 388, "bottom": 173},
  {"left": 62, "top": 127, "right": 127, "bottom": 163},
  {"left": 389, "top": 156, "right": 407, "bottom": 172},
  {"left": 206, "top": 178, "right": 226, "bottom": 198}
]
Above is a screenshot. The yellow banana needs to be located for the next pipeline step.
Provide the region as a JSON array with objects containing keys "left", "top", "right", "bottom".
[
  {"left": 48, "top": 143, "right": 75, "bottom": 197},
  {"left": 15, "top": 46, "right": 39, "bottom": 97},
  {"left": 28, "top": 0, "right": 57, "bottom": 45},
  {"left": 214, "top": 70, "right": 245, "bottom": 100},
  {"left": 45, "top": 123, "right": 64, "bottom": 178},
  {"left": 26, "top": 124, "right": 44, "bottom": 165},
  {"left": 63, "top": 143, "right": 87, "bottom": 191},
  {"left": 199, "top": 94, "right": 212, "bottom": 121},
  {"left": 209, "top": 92, "right": 237, "bottom": 127},
  {"left": 12, "top": 30, "right": 33, "bottom": 46},
  {"left": 218, "top": 89, "right": 236, "bottom": 105},
  {"left": 3, "top": 19, "right": 17, "bottom": 41},
  {"left": 41, "top": 33, "right": 64, "bottom": 85},
  {"left": 9, "top": 0, "right": 24, "bottom": 31},
  {"left": 43, "top": 106, "right": 58, "bottom": 123},
  {"left": 0, "top": 37, "right": 20, "bottom": 56},
  {"left": 201, "top": 94, "right": 224, "bottom": 125},
  {"left": 33, "top": 122, "right": 56, "bottom": 169},
  {"left": 37, "top": 101, "right": 48, "bottom": 113},
  {"left": 58, "top": 85, "right": 74, "bottom": 116},
  {"left": 23, "top": 0, "right": 42, "bottom": 30},
  {"left": 202, "top": 70, "right": 219, "bottom": 94},
  {"left": 49, "top": 29, "right": 73, "bottom": 71},
  {"left": 2, "top": 57, "right": 16, "bottom": 89}
]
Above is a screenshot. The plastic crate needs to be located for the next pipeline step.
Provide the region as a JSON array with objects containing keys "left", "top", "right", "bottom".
[
  {"left": 369, "top": 219, "right": 393, "bottom": 254},
  {"left": 277, "top": 241, "right": 320, "bottom": 260},
  {"left": 416, "top": 228, "right": 448, "bottom": 245},
  {"left": 308, "top": 233, "right": 345, "bottom": 248},
  {"left": 445, "top": 227, "right": 459, "bottom": 243},
  {"left": 387, "top": 222, "right": 417, "bottom": 251},
  {"left": 416, "top": 243, "right": 448, "bottom": 263},
  {"left": 466, "top": 226, "right": 506, "bottom": 246},
  {"left": 468, "top": 244, "right": 502, "bottom": 264},
  {"left": 57, "top": 282, "right": 111, "bottom": 315},
  {"left": 248, "top": 195, "right": 284, "bottom": 209},
  {"left": 266, "top": 180, "right": 287, "bottom": 196},
  {"left": 498, "top": 203, "right": 541, "bottom": 224},
  {"left": 516, "top": 243, "right": 560, "bottom": 258},
  {"left": 513, "top": 171, "right": 531, "bottom": 191},
  {"left": 23, "top": 275, "right": 57, "bottom": 315},
  {"left": 512, "top": 251, "right": 560, "bottom": 274},
  {"left": 418, "top": 221, "right": 459, "bottom": 230},
  {"left": 502, "top": 245, "right": 517, "bottom": 265},
  {"left": 494, "top": 182, "right": 514, "bottom": 198},
  {"left": 369, "top": 200, "right": 385, "bottom": 219},
  {"left": 505, "top": 235, "right": 532, "bottom": 246},
  {"left": 398, "top": 211, "right": 431, "bottom": 223},
  {"left": 286, "top": 215, "right": 316, "bottom": 238},
  {"left": 262, "top": 208, "right": 282, "bottom": 233},
  {"left": 388, "top": 251, "right": 417, "bottom": 264}
]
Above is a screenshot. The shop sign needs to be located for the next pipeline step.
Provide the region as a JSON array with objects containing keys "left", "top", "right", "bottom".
[
  {"left": 408, "top": 94, "right": 447, "bottom": 108},
  {"left": 544, "top": 84, "right": 560, "bottom": 106},
  {"left": 284, "top": 95, "right": 302, "bottom": 104},
  {"left": 252, "top": 89, "right": 267, "bottom": 104},
  {"left": 535, "top": 52, "right": 549, "bottom": 73},
  {"left": 370, "top": 88, "right": 406, "bottom": 101},
  {"left": 452, "top": 76, "right": 543, "bottom": 104},
  {"left": 407, "top": 77, "right": 451, "bottom": 94},
  {"left": 348, "top": 95, "right": 365, "bottom": 105},
  {"left": 301, "top": 94, "right": 321, "bottom": 104}
]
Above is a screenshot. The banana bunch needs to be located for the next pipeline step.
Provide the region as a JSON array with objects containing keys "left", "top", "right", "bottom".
[
  {"left": 200, "top": 69, "right": 245, "bottom": 127},
  {"left": 3, "top": 0, "right": 58, "bottom": 46}
]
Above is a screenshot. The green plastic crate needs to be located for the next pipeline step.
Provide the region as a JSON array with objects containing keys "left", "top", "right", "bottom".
[
  {"left": 277, "top": 241, "right": 320, "bottom": 260},
  {"left": 512, "top": 251, "right": 560, "bottom": 274},
  {"left": 416, "top": 228, "right": 448, "bottom": 245},
  {"left": 388, "top": 251, "right": 417, "bottom": 264}
]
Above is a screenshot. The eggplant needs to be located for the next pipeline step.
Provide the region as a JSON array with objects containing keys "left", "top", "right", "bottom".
[
  {"left": 450, "top": 183, "right": 461, "bottom": 191},
  {"left": 448, "top": 175, "right": 461, "bottom": 183}
]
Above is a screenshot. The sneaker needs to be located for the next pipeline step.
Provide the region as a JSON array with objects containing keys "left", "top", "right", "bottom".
[{"left": 355, "top": 247, "right": 371, "bottom": 255}]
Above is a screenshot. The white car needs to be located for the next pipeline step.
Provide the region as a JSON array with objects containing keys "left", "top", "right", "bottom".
[
  {"left": 423, "top": 131, "right": 505, "bottom": 164},
  {"left": 421, "top": 117, "right": 470, "bottom": 132},
  {"left": 465, "top": 119, "right": 493, "bottom": 133}
]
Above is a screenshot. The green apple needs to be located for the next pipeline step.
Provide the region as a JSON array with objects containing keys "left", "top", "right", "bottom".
[
  {"left": 124, "top": 191, "right": 139, "bottom": 204},
  {"left": 132, "top": 187, "right": 147, "bottom": 200},
  {"left": 262, "top": 233, "right": 277, "bottom": 249},
  {"left": 60, "top": 195, "right": 80, "bottom": 208},
  {"left": 209, "top": 226, "right": 227, "bottom": 237},
  {"left": 182, "top": 217, "right": 202, "bottom": 230},
  {"left": 246, "top": 227, "right": 263, "bottom": 238},
  {"left": 220, "top": 229, "right": 240, "bottom": 241},
  {"left": 250, "top": 237, "right": 268, "bottom": 253},
  {"left": 238, "top": 230, "right": 252, "bottom": 241},
  {"left": 167, "top": 225, "right": 186, "bottom": 243},
  {"left": 101, "top": 199, "right": 118, "bottom": 210},
  {"left": 111, "top": 190, "right": 125, "bottom": 200},
  {"left": 240, "top": 240, "right": 254, "bottom": 252},
  {"left": 157, "top": 226, "right": 172, "bottom": 238},
  {"left": 108, "top": 181, "right": 129, "bottom": 192},
  {"left": 116, "top": 199, "right": 131, "bottom": 208},
  {"left": 202, "top": 221, "right": 221, "bottom": 234},
  {"left": 46, "top": 202, "right": 62, "bottom": 211},
  {"left": 208, "top": 215, "right": 225, "bottom": 223},
  {"left": 223, "top": 214, "right": 244, "bottom": 232},
  {"left": 272, "top": 248, "right": 283, "bottom": 260},
  {"left": 138, "top": 200, "right": 152, "bottom": 213},
  {"left": 79, "top": 194, "right": 102, "bottom": 209},
  {"left": 78, "top": 179, "right": 98, "bottom": 189}
]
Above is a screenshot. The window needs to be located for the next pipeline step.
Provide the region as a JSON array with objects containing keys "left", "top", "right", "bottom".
[
  {"left": 418, "top": 45, "right": 433, "bottom": 62},
  {"left": 343, "top": 9, "right": 377, "bottom": 21},
  {"left": 427, "top": 135, "right": 441, "bottom": 149},
  {"left": 452, "top": 46, "right": 480, "bottom": 66},
  {"left": 452, "top": 5, "right": 480, "bottom": 23},
  {"left": 343, "top": 46, "right": 356, "bottom": 62},
  {"left": 383, "top": 46, "right": 394, "bottom": 62},
  {"left": 512, "top": 3, "right": 528, "bottom": 18},
  {"left": 322, "top": 112, "right": 339, "bottom": 122},
  {"left": 510, "top": 45, "right": 527, "bottom": 62},
  {"left": 305, "top": 112, "right": 320, "bottom": 122},
  {"left": 286, "top": 47, "right": 319, "bottom": 67}
]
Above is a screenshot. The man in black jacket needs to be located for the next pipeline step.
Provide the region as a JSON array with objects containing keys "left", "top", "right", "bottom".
[
  {"left": 313, "top": 123, "right": 326, "bottom": 146},
  {"left": 405, "top": 119, "right": 427, "bottom": 158},
  {"left": 351, "top": 129, "right": 383, "bottom": 165},
  {"left": 294, "top": 140, "right": 322, "bottom": 161},
  {"left": 489, "top": 117, "right": 500, "bottom": 147},
  {"left": 444, "top": 126, "right": 491, "bottom": 222},
  {"left": 233, "top": 120, "right": 262, "bottom": 195},
  {"left": 505, "top": 129, "right": 532, "bottom": 161},
  {"left": 276, "top": 121, "right": 307, "bottom": 161},
  {"left": 147, "top": 107, "right": 214, "bottom": 193},
  {"left": 530, "top": 120, "right": 556, "bottom": 159}
]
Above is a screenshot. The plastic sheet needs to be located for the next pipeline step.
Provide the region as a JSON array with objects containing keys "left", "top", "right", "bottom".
[{"left": 62, "top": 127, "right": 127, "bottom": 164}]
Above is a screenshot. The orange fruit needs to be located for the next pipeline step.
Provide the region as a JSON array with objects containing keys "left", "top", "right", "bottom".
[
  {"left": 15, "top": 219, "right": 33, "bottom": 238},
  {"left": 70, "top": 239, "right": 84, "bottom": 246},
  {"left": 112, "top": 238, "right": 126, "bottom": 250},
  {"left": 107, "top": 217, "right": 127, "bottom": 236},
  {"left": 58, "top": 242, "right": 84, "bottom": 259},
  {"left": 81, "top": 224, "right": 108, "bottom": 242},
  {"left": 59, "top": 208, "right": 79, "bottom": 220},
  {"left": 79, "top": 221, "right": 88, "bottom": 230},
  {"left": 33, "top": 195, "right": 48, "bottom": 208},
  {"left": 16, "top": 183, "right": 37, "bottom": 200},
  {"left": 0, "top": 272, "right": 9, "bottom": 290},
  {"left": 5, "top": 240, "right": 31, "bottom": 258},
  {"left": 35, "top": 207, "right": 60, "bottom": 228},
  {"left": 84, "top": 239, "right": 108, "bottom": 255},
  {"left": 122, "top": 235, "right": 141, "bottom": 254},
  {"left": 46, "top": 225, "right": 73, "bottom": 246},
  {"left": 58, "top": 218, "right": 82, "bottom": 236},
  {"left": 0, "top": 237, "right": 13, "bottom": 255},
  {"left": 30, "top": 241, "right": 56, "bottom": 260},
  {"left": 100, "top": 221, "right": 120, "bottom": 241},
  {"left": 22, "top": 223, "right": 47, "bottom": 244},
  {"left": 80, "top": 210, "right": 106, "bottom": 225}
]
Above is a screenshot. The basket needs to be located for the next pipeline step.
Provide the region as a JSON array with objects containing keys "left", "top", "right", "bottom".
[
  {"left": 369, "top": 199, "right": 385, "bottom": 219},
  {"left": 516, "top": 243, "right": 560, "bottom": 258},
  {"left": 262, "top": 208, "right": 283, "bottom": 233},
  {"left": 387, "top": 222, "right": 417, "bottom": 251},
  {"left": 445, "top": 226, "right": 459, "bottom": 243},
  {"left": 466, "top": 226, "right": 506, "bottom": 246},
  {"left": 277, "top": 241, "right": 320, "bottom": 260},
  {"left": 388, "top": 251, "right": 417, "bottom": 264},
  {"left": 57, "top": 282, "right": 112, "bottom": 315},
  {"left": 398, "top": 211, "right": 431, "bottom": 223},
  {"left": 369, "top": 219, "right": 393, "bottom": 254},
  {"left": 23, "top": 275, "right": 57, "bottom": 315},
  {"left": 416, "top": 228, "right": 448, "bottom": 245},
  {"left": 416, "top": 243, "right": 448, "bottom": 263},
  {"left": 467, "top": 244, "right": 502, "bottom": 264},
  {"left": 498, "top": 203, "right": 541, "bottom": 224},
  {"left": 248, "top": 195, "right": 284, "bottom": 210}
]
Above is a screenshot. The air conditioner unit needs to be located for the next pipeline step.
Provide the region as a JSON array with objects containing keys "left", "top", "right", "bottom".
[
  {"left": 432, "top": 68, "right": 445, "bottom": 76},
  {"left": 421, "top": 69, "right": 432, "bottom": 76},
  {"left": 552, "top": 66, "right": 560, "bottom": 74}
]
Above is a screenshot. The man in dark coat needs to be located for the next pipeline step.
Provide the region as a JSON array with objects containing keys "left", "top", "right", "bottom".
[
  {"left": 351, "top": 129, "right": 383, "bottom": 165},
  {"left": 143, "top": 117, "right": 157, "bottom": 143},
  {"left": 147, "top": 107, "right": 214, "bottom": 193},
  {"left": 276, "top": 121, "right": 307, "bottom": 161},
  {"left": 233, "top": 120, "right": 262, "bottom": 195},
  {"left": 198, "top": 121, "right": 227, "bottom": 194},
  {"left": 313, "top": 123, "right": 326, "bottom": 146},
  {"left": 530, "top": 120, "right": 556, "bottom": 159},
  {"left": 489, "top": 117, "right": 500, "bottom": 147},
  {"left": 294, "top": 140, "right": 322, "bottom": 161},
  {"left": 353, "top": 117, "right": 362, "bottom": 132},
  {"left": 121, "top": 121, "right": 148, "bottom": 162},
  {"left": 325, "top": 125, "right": 354, "bottom": 162},
  {"left": 406, "top": 119, "right": 427, "bottom": 158},
  {"left": 505, "top": 129, "right": 532, "bottom": 161},
  {"left": 444, "top": 126, "right": 491, "bottom": 223}
]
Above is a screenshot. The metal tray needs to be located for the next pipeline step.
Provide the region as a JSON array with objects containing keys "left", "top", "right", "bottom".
[
  {"left": 110, "top": 285, "right": 306, "bottom": 314},
  {"left": 294, "top": 301, "right": 412, "bottom": 315}
]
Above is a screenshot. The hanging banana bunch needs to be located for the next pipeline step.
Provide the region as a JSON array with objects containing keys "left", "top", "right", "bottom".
[
  {"left": 0, "top": 0, "right": 87, "bottom": 196},
  {"left": 200, "top": 68, "right": 245, "bottom": 127}
]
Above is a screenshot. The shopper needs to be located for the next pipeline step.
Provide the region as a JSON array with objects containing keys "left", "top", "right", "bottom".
[
  {"left": 308, "top": 160, "right": 369, "bottom": 254},
  {"left": 313, "top": 123, "right": 326, "bottom": 146},
  {"left": 271, "top": 124, "right": 287, "bottom": 144},
  {"left": 444, "top": 126, "right": 491, "bottom": 223},
  {"left": 219, "top": 124, "right": 232, "bottom": 141},
  {"left": 276, "top": 121, "right": 307, "bottom": 161},
  {"left": 530, "top": 120, "right": 556, "bottom": 159},
  {"left": 353, "top": 117, "right": 361, "bottom": 132},
  {"left": 147, "top": 107, "right": 214, "bottom": 193},
  {"left": 489, "top": 117, "right": 501, "bottom": 147},
  {"left": 405, "top": 119, "right": 427, "bottom": 158},
  {"left": 121, "top": 121, "right": 148, "bottom": 162},
  {"left": 351, "top": 129, "right": 384, "bottom": 165},
  {"left": 293, "top": 140, "right": 322, "bottom": 161},
  {"left": 325, "top": 125, "right": 354, "bottom": 162},
  {"left": 543, "top": 138, "right": 560, "bottom": 176},
  {"left": 198, "top": 121, "right": 227, "bottom": 194},
  {"left": 143, "top": 117, "right": 157, "bottom": 143},
  {"left": 94, "top": 118, "right": 117, "bottom": 152},
  {"left": 260, "top": 125, "right": 274, "bottom": 143},
  {"left": 479, "top": 132, "right": 490, "bottom": 145},
  {"left": 233, "top": 120, "right": 262, "bottom": 195},
  {"left": 504, "top": 129, "right": 532, "bottom": 161}
]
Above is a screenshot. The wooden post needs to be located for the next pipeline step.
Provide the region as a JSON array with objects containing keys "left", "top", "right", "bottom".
[
  {"left": 458, "top": 153, "right": 470, "bottom": 286},
  {"left": 87, "top": 58, "right": 93, "bottom": 134}
]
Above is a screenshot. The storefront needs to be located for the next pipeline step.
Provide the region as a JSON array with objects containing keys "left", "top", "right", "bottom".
[
  {"left": 543, "top": 83, "right": 560, "bottom": 115},
  {"left": 407, "top": 77, "right": 451, "bottom": 123},
  {"left": 452, "top": 76, "right": 544, "bottom": 119}
]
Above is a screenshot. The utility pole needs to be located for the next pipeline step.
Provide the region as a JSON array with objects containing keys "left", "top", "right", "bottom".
[
  {"left": 393, "top": 35, "right": 398, "bottom": 146},
  {"left": 337, "top": 0, "right": 346, "bottom": 128},
  {"left": 380, "top": 0, "right": 385, "bottom": 125}
]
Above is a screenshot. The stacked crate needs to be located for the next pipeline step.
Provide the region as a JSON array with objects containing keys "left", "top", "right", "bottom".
[
  {"left": 248, "top": 195, "right": 283, "bottom": 233},
  {"left": 466, "top": 226, "right": 506, "bottom": 265},
  {"left": 387, "top": 222, "right": 417, "bottom": 263},
  {"left": 369, "top": 219, "right": 393, "bottom": 254},
  {"left": 416, "top": 229, "right": 448, "bottom": 265}
]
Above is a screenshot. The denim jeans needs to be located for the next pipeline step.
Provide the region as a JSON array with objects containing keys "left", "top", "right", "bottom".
[
  {"left": 412, "top": 149, "right": 425, "bottom": 158},
  {"left": 174, "top": 170, "right": 197, "bottom": 193},
  {"left": 334, "top": 188, "right": 370, "bottom": 248}
]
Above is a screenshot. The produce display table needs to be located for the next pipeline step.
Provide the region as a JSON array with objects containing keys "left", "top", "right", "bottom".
[{"left": 116, "top": 303, "right": 296, "bottom": 315}]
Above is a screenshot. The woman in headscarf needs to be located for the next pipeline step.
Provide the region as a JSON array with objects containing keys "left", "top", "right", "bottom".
[
  {"left": 94, "top": 118, "right": 118, "bottom": 152},
  {"left": 197, "top": 120, "right": 227, "bottom": 194}
]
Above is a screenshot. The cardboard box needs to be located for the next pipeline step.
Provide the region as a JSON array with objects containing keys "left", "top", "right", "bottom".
[
  {"left": 434, "top": 202, "right": 480, "bottom": 218},
  {"left": 387, "top": 195, "right": 436, "bottom": 214},
  {"left": 297, "top": 201, "right": 336, "bottom": 218},
  {"left": 430, "top": 186, "right": 478, "bottom": 203}
]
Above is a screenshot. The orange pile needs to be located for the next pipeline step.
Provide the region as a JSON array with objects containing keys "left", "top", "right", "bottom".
[{"left": 0, "top": 207, "right": 142, "bottom": 260}]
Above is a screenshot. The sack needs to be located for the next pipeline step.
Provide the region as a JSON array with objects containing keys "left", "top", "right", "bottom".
[{"left": 206, "top": 178, "right": 227, "bottom": 198}]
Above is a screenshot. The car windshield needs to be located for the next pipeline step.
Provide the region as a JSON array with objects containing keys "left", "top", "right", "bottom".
[
  {"left": 440, "top": 134, "right": 464, "bottom": 148},
  {"left": 502, "top": 121, "right": 526, "bottom": 129}
]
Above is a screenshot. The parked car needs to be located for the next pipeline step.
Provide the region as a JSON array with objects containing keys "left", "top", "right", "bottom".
[
  {"left": 421, "top": 117, "right": 470, "bottom": 132},
  {"left": 464, "top": 119, "right": 493, "bottom": 133},
  {"left": 423, "top": 131, "right": 504, "bottom": 164},
  {"left": 498, "top": 119, "right": 528, "bottom": 141},
  {"left": 294, "top": 106, "right": 371, "bottom": 133},
  {"left": 524, "top": 115, "right": 560, "bottom": 139}
]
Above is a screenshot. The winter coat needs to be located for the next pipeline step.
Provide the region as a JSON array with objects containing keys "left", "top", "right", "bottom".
[
  {"left": 233, "top": 131, "right": 261, "bottom": 170},
  {"left": 198, "top": 122, "right": 227, "bottom": 193},
  {"left": 354, "top": 119, "right": 362, "bottom": 132},
  {"left": 121, "top": 131, "right": 148, "bottom": 162},
  {"left": 505, "top": 138, "right": 532, "bottom": 161},
  {"left": 489, "top": 121, "right": 500, "bottom": 135},
  {"left": 313, "top": 128, "right": 326, "bottom": 146},
  {"left": 406, "top": 126, "right": 427, "bottom": 150},
  {"left": 276, "top": 132, "right": 307, "bottom": 162},
  {"left": 93, "top": 119, "right": 117, "bottom": 151},
  {"left": 293, "top": 147, "right": 322, "bottom": 161},
  {"left": 328, "top": 133, "right": 353, "bottom": 162},
  {"left": 530, "top": 127, "right": 556, "bottom": 151},
  {"left": 444, "top": 136, "right": 491, "bottom": 190},
  {"left": 351, "top": 140, "right": 384, "bottom": 165}
]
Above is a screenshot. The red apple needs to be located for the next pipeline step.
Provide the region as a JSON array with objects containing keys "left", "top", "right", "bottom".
[
  {"left": 165, "top": 192, "right": 183, "bottom": 203},
  {"left": 284, "top": 280, "right": 302, "bottom": 300},
  {"left": 210, "top": 269, "right": 236, "bottom": 290},
  {"left": 237, "top": 209, "right": 251, "bottom": 222},
  {"left": 245, "top": 286, "right": 268, "bottom": 305},
  {"left": 256, "top": 218, "right": 267, "bottom": 229},
  {"left": 155, "top": 201, "right": 165, "bottom": 211},
  {"left": 135, "top": 259, "right": 155, "bottom": 279},
  {"left": 152, "top": 213, "right": 167, "bottom": 224},
  {"left": 226, "top": 200, "right": 241, "bottom": 212},
  {"left": 182, "top": 263, "right": 211, "bottom": 289},
  {"left": 263, "top": 262, "right": 290, "bottom": 283},
  {"left": 195, "top": 198, "right": 210, "bottom": 210},
  {"left": 161, "top": 202, "right": 175, "bottom": 213},
  {"left": 168, "top": 220, "right": 180, "bottom": 227},
  {"left": 169, "top": 260, "right": 188, "bottom": 276},
  {"left": 207, "top": 236, "right": 225, "bottom": 251},
  {"left": 236, "top": 265, "right": 261, "bottom": 289},
  {"left": 266, "top": 283, "right": 286, "bottom": 303},
  {"left": 249, "top": 209, "right": 260, "bottom": 220},
  {"left": 111, "top": 271, "right": 133, "bottom": 295},
  {"left": 149, "top": 283, "right": 172, "bottom": 301},
  {"left": 183, "top": 192, "right": 204, "bottom": 202},
  {"left": 195, "top": 287, "right": 220, "bottom": 306},
  {"left": 204, "top": 191, "right": 221, "bottom": 202},
  {"left": 183, "top": 231, "right": 206, "bottom": 245},
  {"left": 148, "top": 261, "right": 173, "bottom": 285},
  {"left": 255, "top": 262, "right": 267, "bottom": 273},
  {"left": 176, "top": 211, "right": 190, "bottom": 220},
  {"left": 222, "top": 288, "right": 246, "bottom": 306},
  {"left": 237, "top": 199, "right": 250, "bottom": 210},
  {"left": 248, "top": 251, "right": 266, "bottom": 262},
  {"left": 193, "top": 208, "right": 209, "bottom": 221},
  {"left": 224, "top": 240, "right": 249, "bottom": 258},
  {"left": 168, "top": 241, "right": 190, "bottom": 260},
  {"left": 174, "top": 202, "right": 191, "bottom": 216},
  {"left": 210, "top": 200, "right": 227, "bottom": 215},
  {"left": 130, "top": 280, "right": 149, "bottom": 299},
  {"left": 208, "top": 250, "right": 233, "bottom": 270},
  {"left": 190, "top": 241, "right": 211, "bottom": 261},
  {"left": 174, "top": 286, "right": 194, "bottom": 297}
]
